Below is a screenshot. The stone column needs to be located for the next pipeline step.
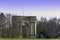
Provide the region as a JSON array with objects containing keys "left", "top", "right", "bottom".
[
  {"left": 20, "top": 22, "right": 23, "bottom": 38},
  {"left": 31, "top": 22, "right": 33, "bottom": 36},
  {"left": 30, "top": 22, "right": 35, "bottom": 38},
  {"left": 35, "top": 21, "right": 37, "bottom": 37}
]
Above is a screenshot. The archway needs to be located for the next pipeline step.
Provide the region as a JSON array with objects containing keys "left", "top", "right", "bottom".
[{"left": 22, "top": 22, "right": 30, "bottom": 38}]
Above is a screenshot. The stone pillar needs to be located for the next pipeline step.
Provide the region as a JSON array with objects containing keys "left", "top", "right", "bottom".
[
  {"left": 35, "top": 22, "right": 37, "bottom": 37},
  {"left": 30, "top": 22, "right": 35, "bottom": 38},
  {"left": 31, "top": 22, "right": 33, "bottom": 36},
  {"left": 20, "top": 22, "right": 23, "bottom": 38},
  {"left": 31, "top": 22, "right": 33, "bottom": 38}
]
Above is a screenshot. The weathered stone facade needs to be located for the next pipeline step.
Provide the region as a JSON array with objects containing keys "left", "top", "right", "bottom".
[{"left": 12, "top": 16, "right": 37, "bottom": 38}]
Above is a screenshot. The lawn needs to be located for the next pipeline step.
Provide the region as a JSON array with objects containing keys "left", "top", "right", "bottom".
[{"left": 0, "top": 38, "right": 60, "bottom": 40}]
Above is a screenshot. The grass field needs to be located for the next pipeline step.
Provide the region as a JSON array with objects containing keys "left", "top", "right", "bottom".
[{"left": 0, "top": 38, "right": 60, "bottom": 40}]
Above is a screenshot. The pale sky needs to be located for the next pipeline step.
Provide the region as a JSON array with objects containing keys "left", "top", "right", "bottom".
[{"left": 0, "top": 0, "right": 60, "bottom": 20}]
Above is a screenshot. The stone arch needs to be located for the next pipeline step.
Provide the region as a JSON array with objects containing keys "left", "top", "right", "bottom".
[{"left": 22, "top": 22, "right": 30, "bottom": 38}]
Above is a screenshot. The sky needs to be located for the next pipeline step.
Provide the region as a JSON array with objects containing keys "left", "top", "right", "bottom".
[{"left": 0, "top": 0, "right": 60, "bottom": 20}]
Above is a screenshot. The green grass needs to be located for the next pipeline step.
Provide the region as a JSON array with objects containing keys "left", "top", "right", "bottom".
[{"left": 0, "top": 38, "right": 60, "bottom": 40}]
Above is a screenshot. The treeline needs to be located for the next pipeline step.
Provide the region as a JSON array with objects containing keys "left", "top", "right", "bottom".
[
  {"left": 1, "top": 13, "right": 60, "bottom": 38},
  {"left": 37, "top": 17, "right": 60, "bottom": 38}
]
